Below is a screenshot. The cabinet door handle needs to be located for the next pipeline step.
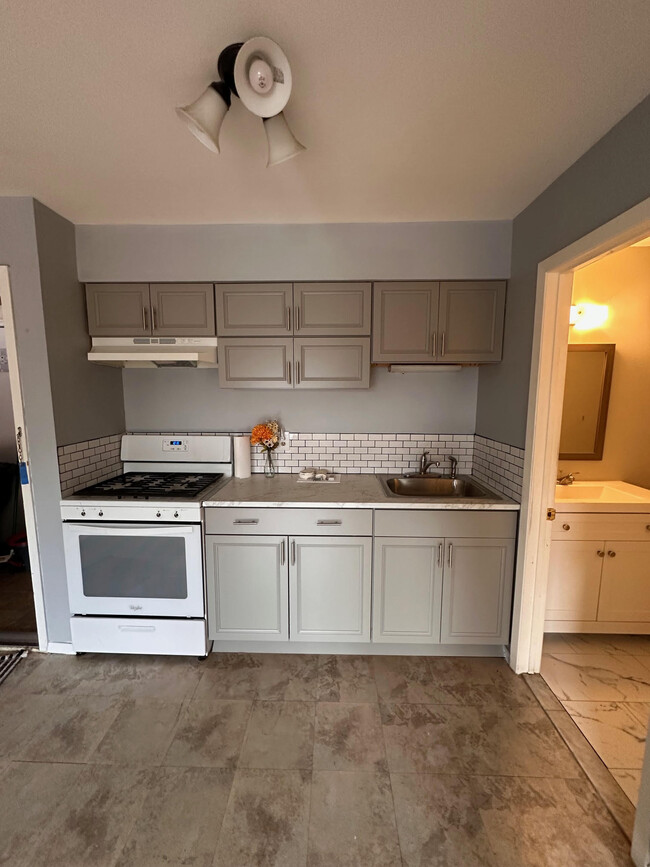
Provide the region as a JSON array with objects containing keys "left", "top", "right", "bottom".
[
  {"left": 597, "top": 550, "right": 605, "bottom": 558},
  {"left": 143, "top": 307, "right": 148, "bottom": 331},
  {"left": 432, "top": 332, "right": 437, "bottom": 357},
  {"left": 295, "top": 360, "right": 300, "bottom": 385},
  {"left": 607, "top": 550, "right": 616, "bottom": 558},
  {"left": 437, "top": 542, "right": 443, "bottom": 566},
  {"left": 317, "top": 519, "right": 342, "bottom": 526},
  {"left": 152, "top": 306, "right": 157, "bottom": 331},
  {"left": 441, "top": 332, "right": 446, "bottom": 356},
  {"left": 233, "top": 519, "right": 259, "bottom": 525},
  {"left": 295, "top": 305, "right": 300, "bottom": 332},
  {"left": 562, "top": 523, "right": 571, "bottom": 531},
  {"left": 447, "top": 542, "right": 453, "bottom": 567},
  {"left": 287, "top": 361, "right": 292, "bottom": 384},
  {"left": 291, "top": 539, "right": 296, "bottom": 566},
  {"left": 280, "top": 538, "right": 286, "bottom": 565},
  {"left": 286, "top": 306, "right": 291, "bottom": 332}
]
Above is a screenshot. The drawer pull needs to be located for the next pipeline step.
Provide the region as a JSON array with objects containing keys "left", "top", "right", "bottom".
[
  {"left": 118, "top": 625, "right": 155, "bottom": 633},
  {"left": 317, "top": 519, "right": 342, "bottom": 526},
  {"left": 233, "top": 519, "right": 259, "bottom": 525},
  {"left": 562, "top": 523, "right": 570, "bottom": 531},
  {"left": 597, "top": 550, "right": 605, "bottom": 558},
  {"left": 607, "top": 550, "right": 616, "bottom": 558}
]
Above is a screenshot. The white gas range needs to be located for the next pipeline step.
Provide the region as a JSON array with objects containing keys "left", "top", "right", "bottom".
[{"left": 60, "top": 435, "right": 232, "bottom": 657}]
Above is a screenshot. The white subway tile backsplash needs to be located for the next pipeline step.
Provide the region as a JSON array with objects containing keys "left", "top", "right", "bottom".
[{"left": 57, "top": 433, "right": 123, "bottom": 497}]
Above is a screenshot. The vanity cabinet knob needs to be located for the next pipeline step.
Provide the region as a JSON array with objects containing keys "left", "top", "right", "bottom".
[
  {"left": 174, "top": 511, "right": 179, "bottom": 518},
  {"left": 156, "top": 511, "right": 162, "bottom": 518},
  {"left": 646, "top": 525, "right": 650, "bottom": 532},
  {"left": 80, "top": 510, "right": 86, "bottom": 517},
  {"left": 607, "top": 550, "right": 616, "bottom": 558},
  {"left": 597, "top": 550, "right": 605, "bottom": 557},
  {"left": 562, "top": 523, "right": 570, "bottom": 531},
  {"left": 98, "top": 510, "right": 104, "bottom": 517}
]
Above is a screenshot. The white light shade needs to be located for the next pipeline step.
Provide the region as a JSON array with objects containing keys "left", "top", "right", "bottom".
[
  {"left": 263, "top": 112, "right": 305, "bottom": 167},
  {"left": 234, "top": 37, "right": 292, "bottom": 118},
  {"left": 176, "top": 84, "right": 230, "bottom": 153}
]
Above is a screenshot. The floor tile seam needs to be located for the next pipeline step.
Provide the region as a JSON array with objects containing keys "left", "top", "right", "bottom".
[
  {"left": 228, "top": 698, "right": 257, "bottom": 771},
  {"left": 538, "top": 698, "right": 634, "bottom": 842}
]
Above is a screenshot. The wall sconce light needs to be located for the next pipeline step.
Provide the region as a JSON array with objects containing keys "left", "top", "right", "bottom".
[
  {"left": 177, "top": 37, "right": 305, "bottom": 167},
  {"left": 569, "top": 303, "right": 609, "bottom": 331}
]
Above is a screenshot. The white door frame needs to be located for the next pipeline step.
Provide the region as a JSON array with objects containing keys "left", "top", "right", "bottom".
[
  {"left": 0, "top": 266, "right": 49, "bottom": 649},
  {"left": 510, "top": 197, "right": 650, "bottom": 676}
]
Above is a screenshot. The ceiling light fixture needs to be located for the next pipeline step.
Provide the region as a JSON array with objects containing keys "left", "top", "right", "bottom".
[
  {"left": 176, "top": 37, "right": 305, "bottom": 167},
  {"left": 569, "top": 303, "right": 609, "bottom": 331}
]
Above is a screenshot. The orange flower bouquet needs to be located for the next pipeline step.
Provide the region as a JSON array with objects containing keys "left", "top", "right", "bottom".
[{"left": 251, "top": 419, "right": 281, "bottom": 477}]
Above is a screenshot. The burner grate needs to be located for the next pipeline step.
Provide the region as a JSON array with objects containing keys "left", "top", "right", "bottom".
[{"left": 75, "top": 472, "right": 223, "bottom": 500}]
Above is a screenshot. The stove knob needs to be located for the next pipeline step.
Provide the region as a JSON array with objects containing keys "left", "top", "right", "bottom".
[
  {"left": 98, "top": 510, "right": 104, "bottom": 517},
  {"left": 156, "top": 511, "right": 162, "bottom": 518},
  {"left": 174, "top": 511, "right": 179, "bottom": 518},
  {"left": 80, "top": 510, "right": 86, "bottom": 517}
]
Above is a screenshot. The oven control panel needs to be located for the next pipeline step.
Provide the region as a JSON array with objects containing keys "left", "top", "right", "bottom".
[
  {"left": 162, "top": 439, "right": 188, "bottom": 452},
  {"left": 60, "top": 504, "right": 200, "bottom": 523}
]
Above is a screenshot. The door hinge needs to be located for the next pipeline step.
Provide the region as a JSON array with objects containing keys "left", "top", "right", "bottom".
[{"left": 546, "top": 508, "right": 556, "bottom": 521}]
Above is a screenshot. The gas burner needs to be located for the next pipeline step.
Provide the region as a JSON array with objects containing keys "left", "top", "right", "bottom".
[{"left": 75, "top": 471, "right": 223, "bottom": 501}]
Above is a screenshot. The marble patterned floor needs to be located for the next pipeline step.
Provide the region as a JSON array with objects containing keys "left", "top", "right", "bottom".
[
  {"left": 0, "top": 650, "right": 633, "bottom": 866},
  {"left": 541, "top": 633, "right": 650, "bottom": 808}
]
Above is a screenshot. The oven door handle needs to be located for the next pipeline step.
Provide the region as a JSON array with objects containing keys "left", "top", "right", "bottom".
[{"left": 63, "top": 523, "right": 197, "bottom": 536}]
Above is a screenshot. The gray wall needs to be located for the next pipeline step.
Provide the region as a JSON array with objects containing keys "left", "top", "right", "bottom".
[
  {"left": 34, "top": 201, "right": 125, "bottom": 446},
  {"left": 123, "top": 366, "right": 478, "bottom": 434},
  {"left": 476, "top": 94, "right": 650, "bottom": 447},
  {"left": 75, "top": 221, "right": 511, "bottom": 282},
  {"left": 0, "top": 198, "right": 70, "bottom": 642}
]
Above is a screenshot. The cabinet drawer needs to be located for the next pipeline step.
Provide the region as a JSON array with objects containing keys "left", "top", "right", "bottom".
[
  {"left": 552, "top": 514, "right": 650, "bottom": 541},
  {"left": 374, "top": 510, "right": 517, "bottom": 539},
  {"left": 70, "top": 616, "right": 207, "bottom": 655},
  {"left": 204, "top": 507, "right": 373, "bottom": 536}
]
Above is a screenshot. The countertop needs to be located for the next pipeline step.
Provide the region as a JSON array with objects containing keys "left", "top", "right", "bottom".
[
  {"left": 554, "top": 480, "right": 650, "bottom": 514},
  {"left": 203, "top": 474, "right": 519, "bottom": 510}
]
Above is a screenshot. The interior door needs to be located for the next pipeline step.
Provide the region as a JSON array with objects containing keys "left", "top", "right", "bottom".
[
  {"left": 149, "top": 284, "right": 215, "bottom": 336},
  {"left": 371, "top": 282, "right": 439, "bottom": 362},
  {"left": 85, "top": 284, "right": 151, "bottom": 336},
  {"left": 206, "top": 535, "right": 288, "bottom": 641},
  {"left": 438, "top": 281, "right": 506, "bottom": 362},
  {"left": 215, "top": 283, "right": 293, "bottom": 336}
]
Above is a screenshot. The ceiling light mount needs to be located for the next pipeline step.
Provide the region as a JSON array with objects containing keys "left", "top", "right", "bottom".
[{"left": 176, "top": 36, "right": 305, "bottom": 167}]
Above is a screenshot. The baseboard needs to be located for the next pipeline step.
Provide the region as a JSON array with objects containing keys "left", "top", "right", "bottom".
[{"left": 209, "top": 640, "right": 506, "bottom": 656}]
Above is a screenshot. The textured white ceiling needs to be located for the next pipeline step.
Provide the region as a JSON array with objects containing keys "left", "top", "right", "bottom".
[{"left": 1, "top": 0, "right": 649, "bottom": 224}]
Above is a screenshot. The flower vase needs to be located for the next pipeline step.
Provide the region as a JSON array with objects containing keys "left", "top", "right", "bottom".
[{"left": 263, "top": 449, "right": 275, "bottom": 478}]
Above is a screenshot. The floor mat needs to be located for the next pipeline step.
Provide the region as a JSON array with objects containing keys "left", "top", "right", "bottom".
[{"left": 0, "top": 648, "right": 25, "bottom": 685}]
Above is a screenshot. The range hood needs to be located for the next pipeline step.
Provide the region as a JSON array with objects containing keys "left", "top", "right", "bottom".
[{"left": 88, "top": 337, "right": 218, "bottom": 368}]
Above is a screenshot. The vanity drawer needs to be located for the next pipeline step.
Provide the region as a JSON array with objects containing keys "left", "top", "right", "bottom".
[
  {"left": 552, "top": 514, "right": 650, "bottom": 541},
  {"left": 204, "top": 507, "right": 373, "bottom": 536},
  {"left": 374, "top": 510, "right": 517, "bottom": 539}
]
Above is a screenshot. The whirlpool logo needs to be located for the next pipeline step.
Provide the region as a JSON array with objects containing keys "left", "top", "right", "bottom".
[{"left": 129, "top": 605, "right": 143, "bottom": 611}]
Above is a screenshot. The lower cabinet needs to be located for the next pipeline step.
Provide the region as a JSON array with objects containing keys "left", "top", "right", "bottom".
[
  {"left": 545, "top": 541, "right": 603, "bottom": 621},
  {"left": 440, "top": 538, "right": 515, "bottom": 644},
  {"left": 373, "top": 538, "right": 444, "bottom": 643}
]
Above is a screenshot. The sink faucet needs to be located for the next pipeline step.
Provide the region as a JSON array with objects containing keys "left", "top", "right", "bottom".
[
  {"left": 418, "top": 451, "right": 441, "bottom": 475},
  {"left": 557, "top": 472, "right": 578, "bottom": 486},
  {"left": 447, "top": 455, "right": 458, "bottom": 479}
]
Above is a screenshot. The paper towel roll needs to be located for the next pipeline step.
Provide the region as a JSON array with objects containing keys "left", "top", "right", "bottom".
[{"left": 234, "top": 436, "right": 252, "bottom": 479}]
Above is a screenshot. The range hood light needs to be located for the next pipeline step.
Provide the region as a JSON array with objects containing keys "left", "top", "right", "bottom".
[{"left": 388, "top": 364, "right": 463, "bottom": 373}]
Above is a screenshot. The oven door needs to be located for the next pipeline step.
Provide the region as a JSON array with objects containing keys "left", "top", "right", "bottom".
[{"left": 63, "top": 522, "right": 204, "bottom": 617}]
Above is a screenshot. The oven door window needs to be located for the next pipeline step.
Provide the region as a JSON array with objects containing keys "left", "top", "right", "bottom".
[{"left": 79, "top": 535, "right": 188, "bottom": 599}]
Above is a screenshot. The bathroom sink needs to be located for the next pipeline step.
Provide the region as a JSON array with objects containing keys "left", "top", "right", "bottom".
[{"left": 383, "top": 476, "right": 488, "bottom": 498}]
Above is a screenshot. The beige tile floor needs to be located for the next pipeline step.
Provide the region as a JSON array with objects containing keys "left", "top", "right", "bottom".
[
  {"left": 0, "top": 650, "right": 633, "bottom": 866},
  {"left": 541, "top": 633, "right": 650, "bottom": 807}
]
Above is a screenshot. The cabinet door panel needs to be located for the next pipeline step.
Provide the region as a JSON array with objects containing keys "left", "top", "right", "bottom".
[
  {"left": 598, "top": 542, "right": 650, "bottom": 621},
  {"left": 206, "top": 535, "right": 288, "bottom": 641},
  {"left": 545, "top": 541, "right": 604, "bottom": 621},
  {"left": 150, "top": 283, "right": 215, "bottom": 336},
  {"left": 294, "top": 283, "right": 371, "bottom": 335},
  {"left": 441, "top": 538, "right": 514, "bottom": 644},
  {"left": 215, "top": 283, "right": 293, "bottom": 336},
  {"left": 290, "top": 537, "right": 371, "bottom": 642},
  {"left": 438, "top": 281, "right": 505, "bottom": 362},
  {"left": 218, "top": 338, "right": 293, "bottom": 389},
  {"left": 373, "top": 538, "right": 443, "bottom": 643},
  {"left": 294, "top": 338, "right": 370, "bottom": 389},
  {"left": 372, "top": 282, "right": 439, "bottom": 362},
  {"left": 86, "top": 284, "right": 150, "bottom": 336}
]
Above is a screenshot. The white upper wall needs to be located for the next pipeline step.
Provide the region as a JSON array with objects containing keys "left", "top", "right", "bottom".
[{"left": 1, "top": 1, "right": 649, "bottom": 224}]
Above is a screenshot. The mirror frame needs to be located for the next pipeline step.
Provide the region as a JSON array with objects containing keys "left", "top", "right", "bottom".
[{"left": 559, "top": 343, "right": 615, "bottom": 461}]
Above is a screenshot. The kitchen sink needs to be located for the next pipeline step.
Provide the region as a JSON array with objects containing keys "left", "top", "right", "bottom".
[{"left": 382, "top": 475, "right": 489, "bottom": 498}]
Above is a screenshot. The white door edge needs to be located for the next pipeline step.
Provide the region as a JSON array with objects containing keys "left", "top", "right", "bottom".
[{"left": 0, "top": 266, "right": 49, "bottom": 650}]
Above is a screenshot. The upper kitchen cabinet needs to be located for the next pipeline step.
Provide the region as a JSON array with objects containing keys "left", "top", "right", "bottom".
[
  {"left": 437, "top": 281, "right": 506, "bottom": 362},
  {"left": 372, "top": 282, "right": 439, "bottom": 362},
  {"left": 86, "top": 283, "right": 151, "bottom": 336},
  {"left": 215, "top": 283, "right": 293, "bottom": 337},
  {"left": 218, "top": 337, "right": 294, "bottom": 389},
  {"left": 86, "top": 283, "right": 217, "bottom": 337},
  {"left": 293, "top": 283, "right": 371, "bottom": 336},
  {"left": 149, "top": 284, "right": 215, "bottom": 336},
  {"left": 294, "top": 338, "right": 370, "bottom": 389}
]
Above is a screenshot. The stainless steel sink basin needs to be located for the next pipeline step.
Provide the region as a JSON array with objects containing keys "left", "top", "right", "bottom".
[{"left": 383, "top": 476, "right": 488, "bottom": 498}]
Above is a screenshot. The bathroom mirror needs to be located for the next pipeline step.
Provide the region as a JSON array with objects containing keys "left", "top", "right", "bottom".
[{"left": 559, "top": 344, "right": 615, "bottom": 460}]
